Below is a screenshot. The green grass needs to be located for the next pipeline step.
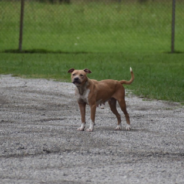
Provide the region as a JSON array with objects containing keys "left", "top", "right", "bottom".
[
  {"left": 0, "top": 53, "right": 184, "bottom": 103},
  {"left": 0, "top": 1, "right": 184, "bottom": 103},
  {"left": 0, "top": 1, "right": 184, "bottom": 53}
]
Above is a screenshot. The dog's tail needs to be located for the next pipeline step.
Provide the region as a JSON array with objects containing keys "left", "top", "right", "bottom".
[{"left": 120, "top": 67, "right": 134, "bottom": 85}]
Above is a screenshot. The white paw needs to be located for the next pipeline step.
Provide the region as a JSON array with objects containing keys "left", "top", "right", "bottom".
[
  {"left": 126, "top": 124, "right": 131, "bottom": 131},
  {"left": 86, "top": 120, "right": 94, "bottom": 132},
  {"left": 77, "top": 124, "right": 85, "bottom": 131},
  {"left": 115, "top": 125, "right": 122, "bottom": 130},
  {"left": 77, "top": 127, "right": 84, "bottom": 131},
  {"left": 86, "top": 128, "right": 93, "bottom": 132}
]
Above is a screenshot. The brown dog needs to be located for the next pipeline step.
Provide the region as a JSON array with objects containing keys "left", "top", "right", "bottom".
[{"left": 68, "top": 68, "right": 134, "bottom": 132}]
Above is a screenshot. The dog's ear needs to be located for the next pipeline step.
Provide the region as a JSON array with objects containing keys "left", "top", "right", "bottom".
[
  {"left": 84, "top": 69, "right": 92, "bottom": 74},
  {"left": 68, "top": 68, "right": 75, "bottom": 73}
]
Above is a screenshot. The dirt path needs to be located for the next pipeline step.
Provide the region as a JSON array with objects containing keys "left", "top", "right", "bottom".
[{"left": 0, "top": 75, "right": 184, "bottom": 184}]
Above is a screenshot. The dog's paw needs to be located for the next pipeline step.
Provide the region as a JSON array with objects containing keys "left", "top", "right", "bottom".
[
  {"left": 126, "top": 124, "right": 131, "bottom": 131},
  {"left": 86, "top": 120, "right": 94, "bottom": 132},
  {"left": 115, "top": 125, "right": 122, "bottom": 130},
  {"left": 77, "top": 127, "right": 85, "bottom": 131},
  {"left": 77, "top": 124, "right": 85, "bottom": 131},
  {"left": 86, "top": 128, "right": 93, "bottom": 132}
]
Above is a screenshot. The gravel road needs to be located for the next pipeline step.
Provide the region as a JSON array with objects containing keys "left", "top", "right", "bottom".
[{"left": 0, "top": 75, "right": 184, "bottom": 184}]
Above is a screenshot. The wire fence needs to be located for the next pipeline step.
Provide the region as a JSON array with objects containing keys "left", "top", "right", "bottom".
[{"left": 1, "top": 0, "right": 184, "bottom": 53}]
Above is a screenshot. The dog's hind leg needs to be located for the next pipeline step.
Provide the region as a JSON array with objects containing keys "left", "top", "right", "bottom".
[
  {"left": 108, "top": 98, "right": 122, "bottom": 130},
  {"left": 118, "top": 99, "right": 131, "bottom": 130}
]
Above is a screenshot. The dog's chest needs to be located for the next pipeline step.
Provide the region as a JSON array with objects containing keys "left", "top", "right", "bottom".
[{"left": 76, "top": 88, "right": 90, "bottom": 104}]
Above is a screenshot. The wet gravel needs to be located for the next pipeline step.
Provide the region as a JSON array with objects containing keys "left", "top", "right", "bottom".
[{"left": 0, "top": 75, "right": 184, "bottom": 184}]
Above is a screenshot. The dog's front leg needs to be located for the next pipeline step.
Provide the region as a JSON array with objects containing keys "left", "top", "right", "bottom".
[
  {"left": 87, "top": 104, "right": 96, "bottom": 132},
  {"left": 77, "top": 101, "right": 86, "bottom": 131}
]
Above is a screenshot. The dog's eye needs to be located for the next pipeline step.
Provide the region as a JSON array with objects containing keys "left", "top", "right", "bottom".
[
  {"left": 80, "top": 74, "right": 84, "bottom": 77},
  {"left": 73, "top": 73, "right": 76, "bottom": 76}
]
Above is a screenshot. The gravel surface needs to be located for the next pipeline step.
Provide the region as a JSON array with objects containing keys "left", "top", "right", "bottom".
[{"left": 0, "top": 75, "right": 184, "bottom": 184}]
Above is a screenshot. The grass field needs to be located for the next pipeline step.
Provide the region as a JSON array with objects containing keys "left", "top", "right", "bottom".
[
  {"left": 0, "top": 1, "right": 184, "bottom": 103},
  {"left": 0, "top": 53, "right": 184, "bottom": 103},
  {"left": 0, "top": 0, "right": 184, "bottom": 53}
]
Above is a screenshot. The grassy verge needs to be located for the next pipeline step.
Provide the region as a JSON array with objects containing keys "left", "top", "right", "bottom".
[{"left": 0, "top": 53, "right": 184, "bottom": 103}]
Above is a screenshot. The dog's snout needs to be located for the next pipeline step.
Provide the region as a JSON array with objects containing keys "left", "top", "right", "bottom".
[
  {"left": 74, "top": 77, "right": 79, "bottom": 82},
  {"left": 73, "top": 77, "right": 81, "bottom": 84}
]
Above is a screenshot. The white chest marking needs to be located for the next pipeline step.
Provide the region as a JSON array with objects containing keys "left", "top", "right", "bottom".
[{"left": 77, "top": 88, "right": 90, "bottom": 104}]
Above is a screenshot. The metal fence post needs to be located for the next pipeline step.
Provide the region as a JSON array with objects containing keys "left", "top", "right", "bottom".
[
  {"left": 19, "top": 0, "right": 25, "bottom": 52},
  {"left": 171, "top": 0, "right": 176, "bottom": 53}
]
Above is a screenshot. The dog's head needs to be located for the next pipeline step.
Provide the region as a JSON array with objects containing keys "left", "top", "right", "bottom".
[{"left": 68, "top": 68, "right": 91, "bottom": 86}]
